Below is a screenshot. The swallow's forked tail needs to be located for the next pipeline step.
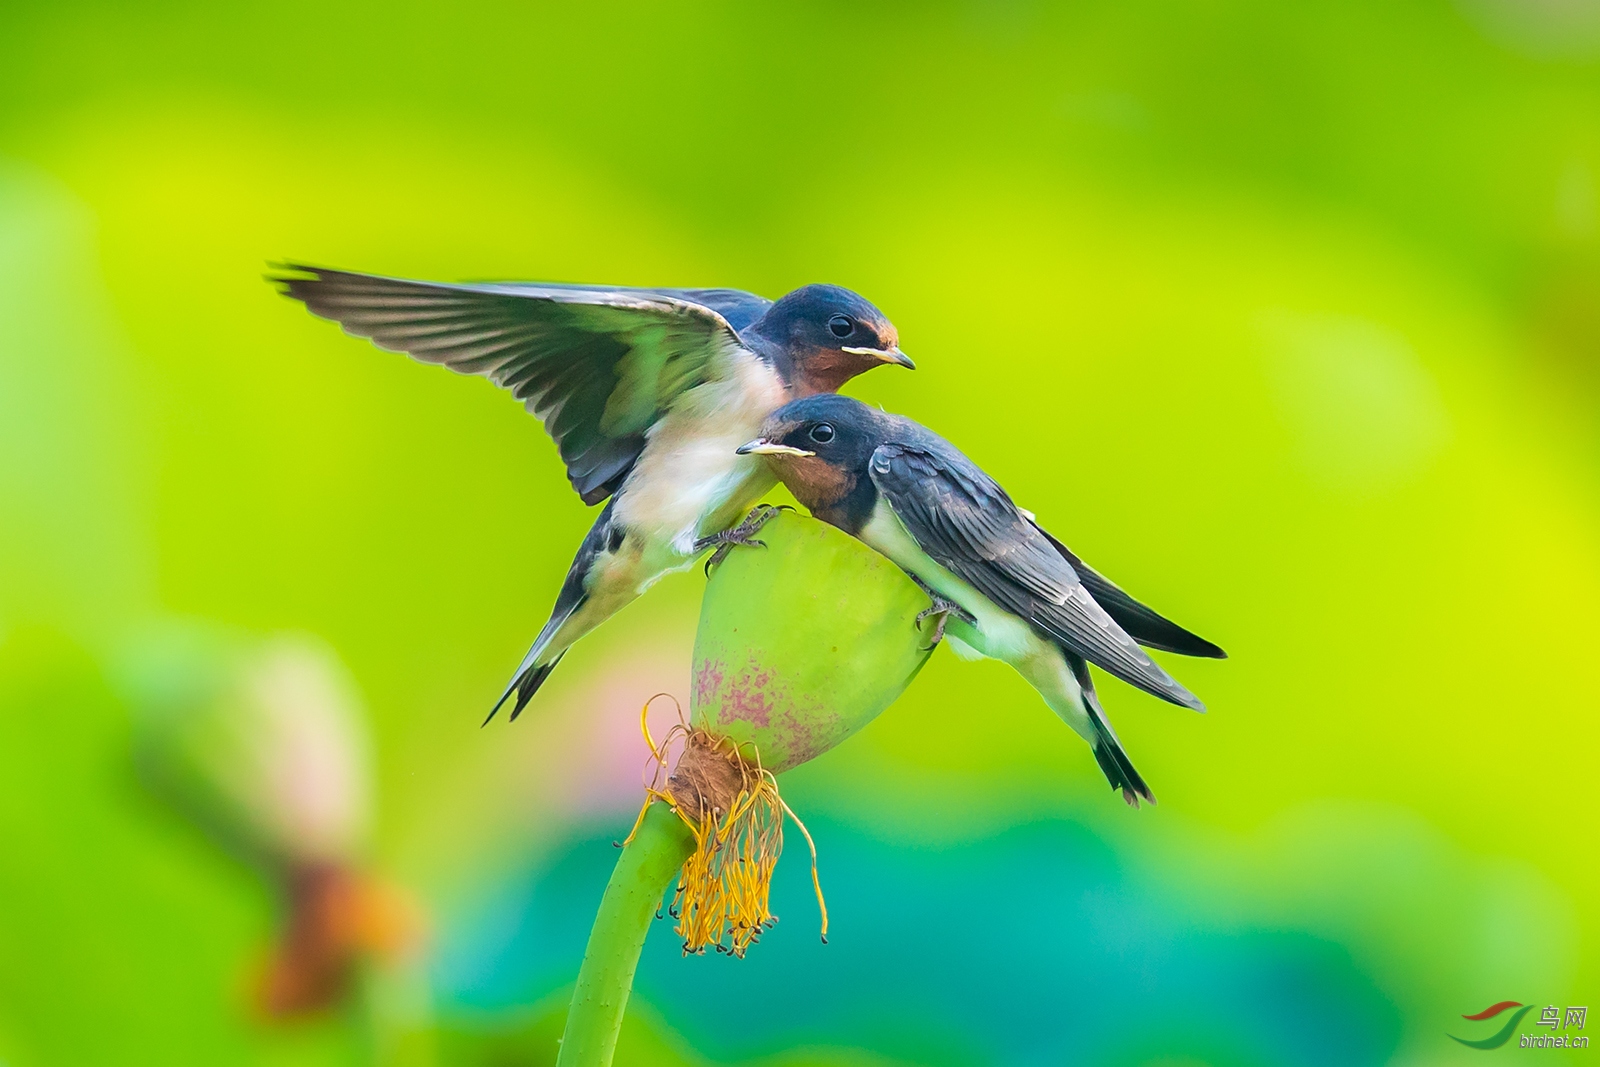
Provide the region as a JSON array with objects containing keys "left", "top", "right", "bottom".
[
  {"left": 1071, "top": 654, "right": 1155, "bottom": 807},
  {"left": 484, "top": 651, "right": 567, "bottom": 726}
]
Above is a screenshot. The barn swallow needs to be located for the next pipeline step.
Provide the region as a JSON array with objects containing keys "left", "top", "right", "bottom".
[
  {"left": 737, "top": 395, "right": 1224, "bottom": 806},
  {"left": 273, "top": 267, "right": 912, "bottom": 720}
]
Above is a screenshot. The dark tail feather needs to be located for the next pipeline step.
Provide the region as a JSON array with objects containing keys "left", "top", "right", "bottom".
[
  {"left": 1089, "top": 725, "right": 1153, "bottom": 808},
  {"left": 483, "top": 652, "right": 566, "bottom": 726},
  {"left": 508, "top": 654, "right": 565, "bottom": 721},
  {"left": 482, "top": 518, "right": 606, "bottom": 726},
  {"left": 1070, "top": 655, "right": 1155, "bottom": 807}
]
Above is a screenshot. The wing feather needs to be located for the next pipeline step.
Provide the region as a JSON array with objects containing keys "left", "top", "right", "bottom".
[
  {"left": 274, "top": 265, "right": 758, "bottom": 505},
  {"left": 868, "top": 443, "right": 1204, "bottom": 711},
  {"left": 1030, "top": 525, "right": 1226, "bottom": 658}
]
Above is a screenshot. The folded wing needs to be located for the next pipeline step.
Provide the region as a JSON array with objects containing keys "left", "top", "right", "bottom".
[
  {"left": 274, "top": 265, "right": 759, "bottom": 505},
  {"left": 1029, "top": 525, "right": 1225, "bottom": 659},
  {"left": 868, "top": 443, "right": 1204, "bottom": 711}
]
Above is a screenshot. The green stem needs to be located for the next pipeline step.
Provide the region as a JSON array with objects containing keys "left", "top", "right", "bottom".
[{"left": 556, "top": 800, "right": 694, "bottom": 1067}]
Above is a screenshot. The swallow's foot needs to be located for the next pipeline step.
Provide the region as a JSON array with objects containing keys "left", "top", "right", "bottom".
[
  {"left": 695, "top": 505, "right": 793, "bottom": 576},
  {"left": 908, "top": 574, "right": 975, "bottom": 649}
]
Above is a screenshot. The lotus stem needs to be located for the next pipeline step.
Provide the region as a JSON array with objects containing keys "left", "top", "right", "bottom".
[{"left": 555, "top": 799, "right": 694, "bottom": 1067}]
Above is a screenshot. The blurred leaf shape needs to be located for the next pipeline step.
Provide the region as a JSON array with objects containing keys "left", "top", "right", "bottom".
[{"left": 120, "top": 622, "right": 371, "bottom": 868}]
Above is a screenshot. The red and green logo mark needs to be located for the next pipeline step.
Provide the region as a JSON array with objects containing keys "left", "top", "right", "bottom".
[{"left": 1450, "top": 1002, "right": 1534, "bottom": 1050}]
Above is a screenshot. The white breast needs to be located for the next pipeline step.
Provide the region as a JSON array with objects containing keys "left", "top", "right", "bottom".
[{"left": 612, "top": 352, "right": 787, "bottom": 556}]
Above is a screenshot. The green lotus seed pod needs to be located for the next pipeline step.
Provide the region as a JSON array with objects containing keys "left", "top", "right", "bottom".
[{"left": 689, "top": 511, "right": 934, "bottom": 773}]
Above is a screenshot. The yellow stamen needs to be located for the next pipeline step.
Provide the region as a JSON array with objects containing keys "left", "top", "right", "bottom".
[
  {"left": 777, "top": 793, "right": 828, "bottom": 943},
  {"left": 631, "top": 707, "right": 828, "bottom": 957},
  {"left": 623, "top": 694, "right": 684, "bottom": 847}
]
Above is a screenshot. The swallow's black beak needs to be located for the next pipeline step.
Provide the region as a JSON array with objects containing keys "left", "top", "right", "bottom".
[
  {"left": 841, "top": 345, "right": 914, "bottom": 370},
  {"left": 736, "top": 438, "right": 816, "bottom": 457}
]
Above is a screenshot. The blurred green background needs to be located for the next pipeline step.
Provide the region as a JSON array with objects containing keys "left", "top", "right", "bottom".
[{"left": 2, "top": 1, "right": 1598, "bottom": 1064}]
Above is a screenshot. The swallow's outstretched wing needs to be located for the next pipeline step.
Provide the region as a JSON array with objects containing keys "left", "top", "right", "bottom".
[
  {"left": 867, "top": 442, "right": 1204, "bottom": 711},
  {"left": 274, "top": 266, "right": 769, "bottom": 505}
]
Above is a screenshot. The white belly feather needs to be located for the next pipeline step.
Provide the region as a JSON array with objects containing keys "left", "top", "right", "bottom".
[{"left": 612, "top": 352, "right": 787, "bottom": 563}]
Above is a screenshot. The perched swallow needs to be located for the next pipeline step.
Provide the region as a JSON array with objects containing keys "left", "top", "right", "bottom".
[
  {"left": 274, "top": 267, "right": 912, "bottom": 720},
  {"left": 737, "top": 395, "right": 1224, "bottom": 806}
]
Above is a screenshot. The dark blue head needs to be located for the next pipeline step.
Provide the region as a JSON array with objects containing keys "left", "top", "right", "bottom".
[
  {"left": 746, "top": 284, "right": 912, "bottom": 395},
  {"left": 736, "top": 394, "right": 891, "bottom": 527}
]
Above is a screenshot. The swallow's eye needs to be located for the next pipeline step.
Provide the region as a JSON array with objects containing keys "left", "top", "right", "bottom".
[
  {"left": 809, "top": 423, "right": 836, "bottom": 444},
  {"left": 827, "top": 315, "right": 854, "bottom": 339}
]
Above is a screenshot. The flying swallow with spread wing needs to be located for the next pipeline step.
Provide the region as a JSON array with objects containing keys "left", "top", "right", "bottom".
[{"left": 274, "top": 267, "right": 913, "bottom": 720}]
